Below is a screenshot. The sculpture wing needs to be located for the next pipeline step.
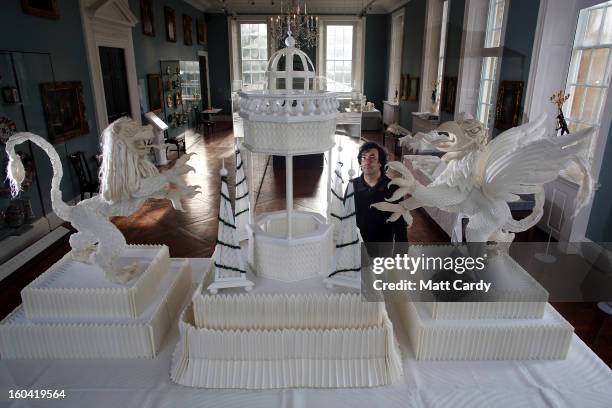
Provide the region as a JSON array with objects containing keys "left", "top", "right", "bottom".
[{"left": 480, "top": 123, "right": 593, "bottom": 203}]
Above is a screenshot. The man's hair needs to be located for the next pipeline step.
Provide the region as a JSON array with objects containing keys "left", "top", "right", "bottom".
[{"left": 358, "top": 141, "right": 387, "bottom": 169}]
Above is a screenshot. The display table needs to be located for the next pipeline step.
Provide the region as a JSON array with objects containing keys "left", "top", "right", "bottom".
[
  {"left": 1, "top": 258, "right": 611, "bottom": 407},
  {"left": 362, "top": 109, "right": 382, "bottom": 131}
]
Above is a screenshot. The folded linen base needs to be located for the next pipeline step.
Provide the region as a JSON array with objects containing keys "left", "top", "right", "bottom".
[
  {"left": 0, "top": 260, "right": 191, "bottom": 359},
  {"left": 170, "top": 304, "right": 403, "bottom": 388},
  {"left": 403, "top": 302, "right": 574, "bottom": 361}
]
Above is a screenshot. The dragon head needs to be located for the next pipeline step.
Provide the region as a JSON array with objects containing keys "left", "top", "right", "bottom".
[{"left": 425, "top": 114, "right": 487, "bottom": 161}]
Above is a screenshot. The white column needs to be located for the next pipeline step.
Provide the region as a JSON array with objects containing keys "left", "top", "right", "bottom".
[
  {"left": 326, "top": 148, "right": 333, "bottom": 223},
  {"left": 248, "top": 149, "right": 255, "bottom": 224},
  {"left": 286, "top": 155, "right": 293, "bottom": 239}
]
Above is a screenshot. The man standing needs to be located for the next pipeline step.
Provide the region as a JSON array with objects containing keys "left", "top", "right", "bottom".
[{"left": 350, "top": 142, "right": 408, "bottom": 243}]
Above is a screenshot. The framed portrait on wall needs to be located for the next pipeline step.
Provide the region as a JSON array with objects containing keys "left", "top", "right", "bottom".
[
  {"left": 495, "top": 80, "right": 524, "bottom": 130},
  {"left": 140, "top": 0, "right": 154, "bottom": 37},
  {"left": 183, "top": 15, "right": 193, "bottom": 46},
  {"left": 164, "top": 6, "right": 176, "bottom": 42},
  {"left": 40, "top": 81, "right": 89, "bottom": 143},
  {"left": 196, "top": 18, "right": 207, "bottom": 45},
  {"left": 21, "top": 0, "right": 59, "bottom": 20}
]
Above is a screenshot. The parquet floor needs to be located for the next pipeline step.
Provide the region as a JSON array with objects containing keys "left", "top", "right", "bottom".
[{"left": 1, "top": 123, "right": 610, "bottom": 367}]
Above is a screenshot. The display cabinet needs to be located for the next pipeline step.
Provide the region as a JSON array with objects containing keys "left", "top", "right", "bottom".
[
  {"left": 0, "top": 51, "right": 74, "bottom": 271},
  {"left": 179, "top": 60, "right": 201, "bottom": 125},
  {"left": 160, "top": 60, "right": 187, "bottom": 140}
]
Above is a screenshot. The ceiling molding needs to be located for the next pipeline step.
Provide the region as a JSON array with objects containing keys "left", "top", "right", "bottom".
[{"left": 186, "top": 0, "right": 410, "bottom": 15}]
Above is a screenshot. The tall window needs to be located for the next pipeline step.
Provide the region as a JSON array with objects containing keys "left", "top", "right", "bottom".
[
  {"left": 240, "top": 23, "right": 268, "bottom": 89},
  {"left": 388, "top": 10, "right": 404, "bottom": 101},
  {"left": 435, "top": 0, "right": 449, "bottom": 105},
  {"left": 476, "top": 0, "right": 505, "bottom": 130},
  {"left": 564, "top": 1, "right": 612, "bottom": 161},
  {"left": 325, "top": 25, "right": 353, "bottom": 88}
]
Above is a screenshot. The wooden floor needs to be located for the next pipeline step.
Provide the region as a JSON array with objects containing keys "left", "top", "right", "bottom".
[{"left": 1, "top": 123, "right": 610, "bottom": 367}]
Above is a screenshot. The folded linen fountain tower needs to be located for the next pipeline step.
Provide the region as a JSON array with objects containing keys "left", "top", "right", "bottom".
[{"left": 171, "top": 33, "right": 403, "bottom": 388}]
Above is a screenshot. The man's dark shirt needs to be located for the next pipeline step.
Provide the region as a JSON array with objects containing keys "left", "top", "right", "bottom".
[{"left": 350, "top": 174, "right": 408, "bottom": 243}]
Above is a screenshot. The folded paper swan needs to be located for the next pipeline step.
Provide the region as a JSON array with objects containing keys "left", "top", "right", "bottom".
[{"left": 5, "top": 117, "right": 201, "bottom": 284}]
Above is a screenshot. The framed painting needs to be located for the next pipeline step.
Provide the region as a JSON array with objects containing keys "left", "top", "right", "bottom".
[
  {"left": 196, "top": 18, "right": 207, "bottom": 45},
  {"left": 40, "top": 81, "right": 89, "bottom": 143},
  {"left": 183, "top": 15, "right": 193, "bottom": 46},
  {"left": 147, "top": 74, "right": 163, "bottom": 113},
  {"left": 140, "top": 0, "right": 155, "bottom": 37},
  {"left": 164, "top": 6, "right": 176, "bottom": 42},
  {"left": 21, "top": 0, "right": 59, "bottom": 20},
  {"left": 495, "top": 80, "right": 523, "bottom": 130}
]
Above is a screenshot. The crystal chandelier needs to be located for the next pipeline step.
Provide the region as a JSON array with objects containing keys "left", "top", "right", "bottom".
[{"left": 268, "top": 0, "right": 318, "bottom": 49}]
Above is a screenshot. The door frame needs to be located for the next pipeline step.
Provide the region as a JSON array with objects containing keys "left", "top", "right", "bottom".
[
  {"left": 80, "top": 0, "right": 140, "bottom": 132},
  {"left": 198, "top": 50, "right": 212, "bottom": 109}
]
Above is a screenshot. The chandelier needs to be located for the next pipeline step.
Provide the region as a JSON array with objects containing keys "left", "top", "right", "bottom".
[{"left": 268, "top": 0, "right": 318, "bottom": 49}]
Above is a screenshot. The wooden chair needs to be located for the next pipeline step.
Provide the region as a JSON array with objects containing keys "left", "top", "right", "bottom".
[
  {"left": 68, "top": 151, "right": 99, "bottom": 201},
  {"left": 165, "top": 130, "right": 186, "bottom": 158}
]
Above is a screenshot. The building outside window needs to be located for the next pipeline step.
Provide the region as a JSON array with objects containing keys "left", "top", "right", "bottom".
[{"left": 240, "top": 23, "right": 268, "bottom": 89}]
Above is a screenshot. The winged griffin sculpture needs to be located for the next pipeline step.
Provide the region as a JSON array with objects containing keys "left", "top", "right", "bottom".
[
  {"left": 373, "top": 114, "right": 594, "bottom": 243},
  {"left": 5, "top": 118, "right": 200, "bottom": 283}
]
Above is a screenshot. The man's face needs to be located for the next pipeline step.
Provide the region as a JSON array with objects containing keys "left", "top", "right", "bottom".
[{"left": 360, "top": 148, "right": 381, "bottom": 176}]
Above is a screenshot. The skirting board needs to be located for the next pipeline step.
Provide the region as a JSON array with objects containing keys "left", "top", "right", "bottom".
[{"left": 0, "top": 226, "right": 70, "bottom": 282}]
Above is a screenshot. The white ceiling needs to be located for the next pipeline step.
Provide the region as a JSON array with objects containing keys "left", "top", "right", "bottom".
[{"left": 185, "top": 0, "right": 409, "bottom": 15}]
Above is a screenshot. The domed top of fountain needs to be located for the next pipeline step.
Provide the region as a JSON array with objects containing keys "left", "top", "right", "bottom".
[{"left": 264, "top": 32, "right": 316, "bottom": 93}]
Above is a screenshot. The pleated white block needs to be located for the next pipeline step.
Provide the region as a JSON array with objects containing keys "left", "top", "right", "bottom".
[
  {"left": 402, "top": 302, "right": 573, "bottom": 361},
  {"left": 193, "top": 290, "right": 383, "bottom": 330},
  {"left": 22, "top": 245, "right": 170, "bottom": 320},
  {"left": 170, "top": 303, "right": 403, "bottom": 388},
  {"left": 0, "top": 259, "right": 191, "bottom": 359},
  {"left": 402, "top": 246, "right": 549, "bottom": 320}
]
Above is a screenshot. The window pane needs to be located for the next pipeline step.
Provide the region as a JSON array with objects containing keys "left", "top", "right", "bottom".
[
  {"left": 493, "top": 29, "right": 501, "bottom": 47},
  {"left": 589, "top": 48, "right": 609, "bottom": 85},
  {"left": 568, "top": 86, "right": 585, "bottom": 119},
  {"left": 584, "top": 8, "right": 604, "bottom": 46},
  {"left": 494, "top": 1, "right": 504, "bottom": 29},
  {"left": 582, "top": 87, "right": 602, "bottom": 123},
  {"left": 604, "top": 7, "right": 612, "bottom": 43},
  {"left": 326, "top": 25, "right": 353, "bottom": 87},
  {"left": 576, "top": 50, "right": 592, "bottom": 84}
]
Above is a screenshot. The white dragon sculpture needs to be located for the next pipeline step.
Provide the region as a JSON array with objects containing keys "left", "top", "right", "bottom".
[
  {"left": 5, "top": 117, "right": 200, "bottom": 283},
  {"left": 372, "top": 114, "right": 594, "bottom": 243}
]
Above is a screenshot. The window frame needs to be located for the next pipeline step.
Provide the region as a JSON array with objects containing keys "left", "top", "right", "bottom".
[
  {"left": 563, "top": 1, "right": 612, "bottom": 145},
  {"left": 229, "top": 16, "right": 272, "bottom": 89},
  {"left": 475, "top": 0, "right": 508, "bottom": 134},
  {"left": 388, "top": 8, "right": 405, "bottom": 102},
  {"left": 316, "top": 16, "right": 365, "bottom": 92}
]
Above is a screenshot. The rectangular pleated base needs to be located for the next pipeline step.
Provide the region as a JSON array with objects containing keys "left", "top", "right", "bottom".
[
  {"left": 0, "top": 260, "right": 191, "bottom": 359},
  {"left": 403, "top": 302, "right": 574, "bottom": 361},
  {"left": 170, "top": 303, "right": 403, "bottom": 388}
]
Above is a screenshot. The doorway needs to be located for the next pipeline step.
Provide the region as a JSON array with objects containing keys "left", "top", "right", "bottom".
[
  {"left": 198, "top": 52, "right": 211, "bottom": 109},
  {"left": 99, "top": 46, "right": 130, "bottom": 123}
]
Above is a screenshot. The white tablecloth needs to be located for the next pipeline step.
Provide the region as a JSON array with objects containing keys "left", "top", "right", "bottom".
[{"left": 1, "top": 259, "right": 611, "bottom": 408}]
